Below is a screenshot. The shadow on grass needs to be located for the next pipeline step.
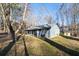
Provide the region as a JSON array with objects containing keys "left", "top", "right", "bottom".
[
  {"left": 0, "top": 35, "right": 23, "bottom": 56},
  {"left": 0, "top": 32, "right": 8, "bottom": 35},
  {"left": 0, "top": 32, "right": 8, "bottom": 42},
  {"left": 41, "top": 37, "right": 79, "bottom": 56},
  {"left": 0, "top": 36, "right": 7, "bottom": 38},
  {"left": 22, "top": 37, "right": 29, "bottom": 56},
  {"left": 0, "top": 41, "right": 15, "bottom": 56},
  {"left": 60, "top": 35, "right": 79, "bottom": 41}
]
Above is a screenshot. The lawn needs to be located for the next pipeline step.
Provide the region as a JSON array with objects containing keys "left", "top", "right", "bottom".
[
  {"left": 52, "top": 36, "right": 79, "bottom": 52},
  {"left": 24, "top": 35, "right": 69, "bottom": 56},
  {"left": 1, "top": 35, "right": 75, "bottom": 56}
]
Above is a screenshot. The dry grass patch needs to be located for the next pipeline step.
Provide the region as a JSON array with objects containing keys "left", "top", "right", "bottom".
[
  {"left": 52, "top": 36, "right": 79, "bottom": 52},
  {"left": 24, "top": 35, "right": 69, "bottom": 56}
]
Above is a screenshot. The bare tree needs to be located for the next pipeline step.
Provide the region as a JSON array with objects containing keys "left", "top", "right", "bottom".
[{"left": 69, "top": 4, "right": 79, "bottom": 36}]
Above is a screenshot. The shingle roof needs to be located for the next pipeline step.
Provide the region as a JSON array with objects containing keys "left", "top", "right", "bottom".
[{"left": 25, "top": 24, "right": 51, "bottom": 31}]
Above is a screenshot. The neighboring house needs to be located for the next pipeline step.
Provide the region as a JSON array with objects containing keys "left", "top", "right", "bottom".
[
  {"left": 60, "top": 23, "right": 79, "bottom": 37},
  {"left": 63, "top": 26, "right": 71, "bottom": 36},
  {"left": 60, "top": 25, "right": 71, "bottom": 36}
]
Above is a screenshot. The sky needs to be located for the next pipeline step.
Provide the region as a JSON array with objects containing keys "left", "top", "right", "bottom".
[
  {"left": 31, "top": 3, "right": 61, "bottom": 15},
  {"left": 29, "top": 3, "right": 61, "bottom": 25},
  {"left": 15, "top": 3, "right": 79, "bottom": 26}
]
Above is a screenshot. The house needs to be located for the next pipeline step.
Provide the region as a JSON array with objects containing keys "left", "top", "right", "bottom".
[
  {"left": 59, "top": 23, "right": 79, "bottom": 37},
  {"left": 25, "top": 24, "right": 51, "bottom": 37},
  {"left": 49, "top": 24, "right": 60, "bottom": 38},
  {"left": 25, "top": 24, "right": 60, "bottom": 38},
  {"left": 60, "top": 25, "right": 71, "bottom": 36}
]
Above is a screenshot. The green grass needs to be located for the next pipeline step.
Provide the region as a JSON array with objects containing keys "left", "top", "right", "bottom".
[
  {"left": 1, "top": 35, "right": 75, "bottom": 56},
  {"left": 24, "top": 35, "right": 69, "bottom": 56},
  {"left": 52, "top": 36, "right": 79, "bottom": 52}
]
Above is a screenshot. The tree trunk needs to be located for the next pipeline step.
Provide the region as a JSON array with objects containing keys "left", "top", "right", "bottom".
[
  {"left": 0, "top": 4, "right": 7, "bottom": 32},
  {"left": 1, "top": 4, "right": 15, "bottom": 42}
]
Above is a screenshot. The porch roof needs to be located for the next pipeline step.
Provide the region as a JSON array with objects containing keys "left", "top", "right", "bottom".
[{"left": 25, "top": 24, "right": 51, "bottom": 31}]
